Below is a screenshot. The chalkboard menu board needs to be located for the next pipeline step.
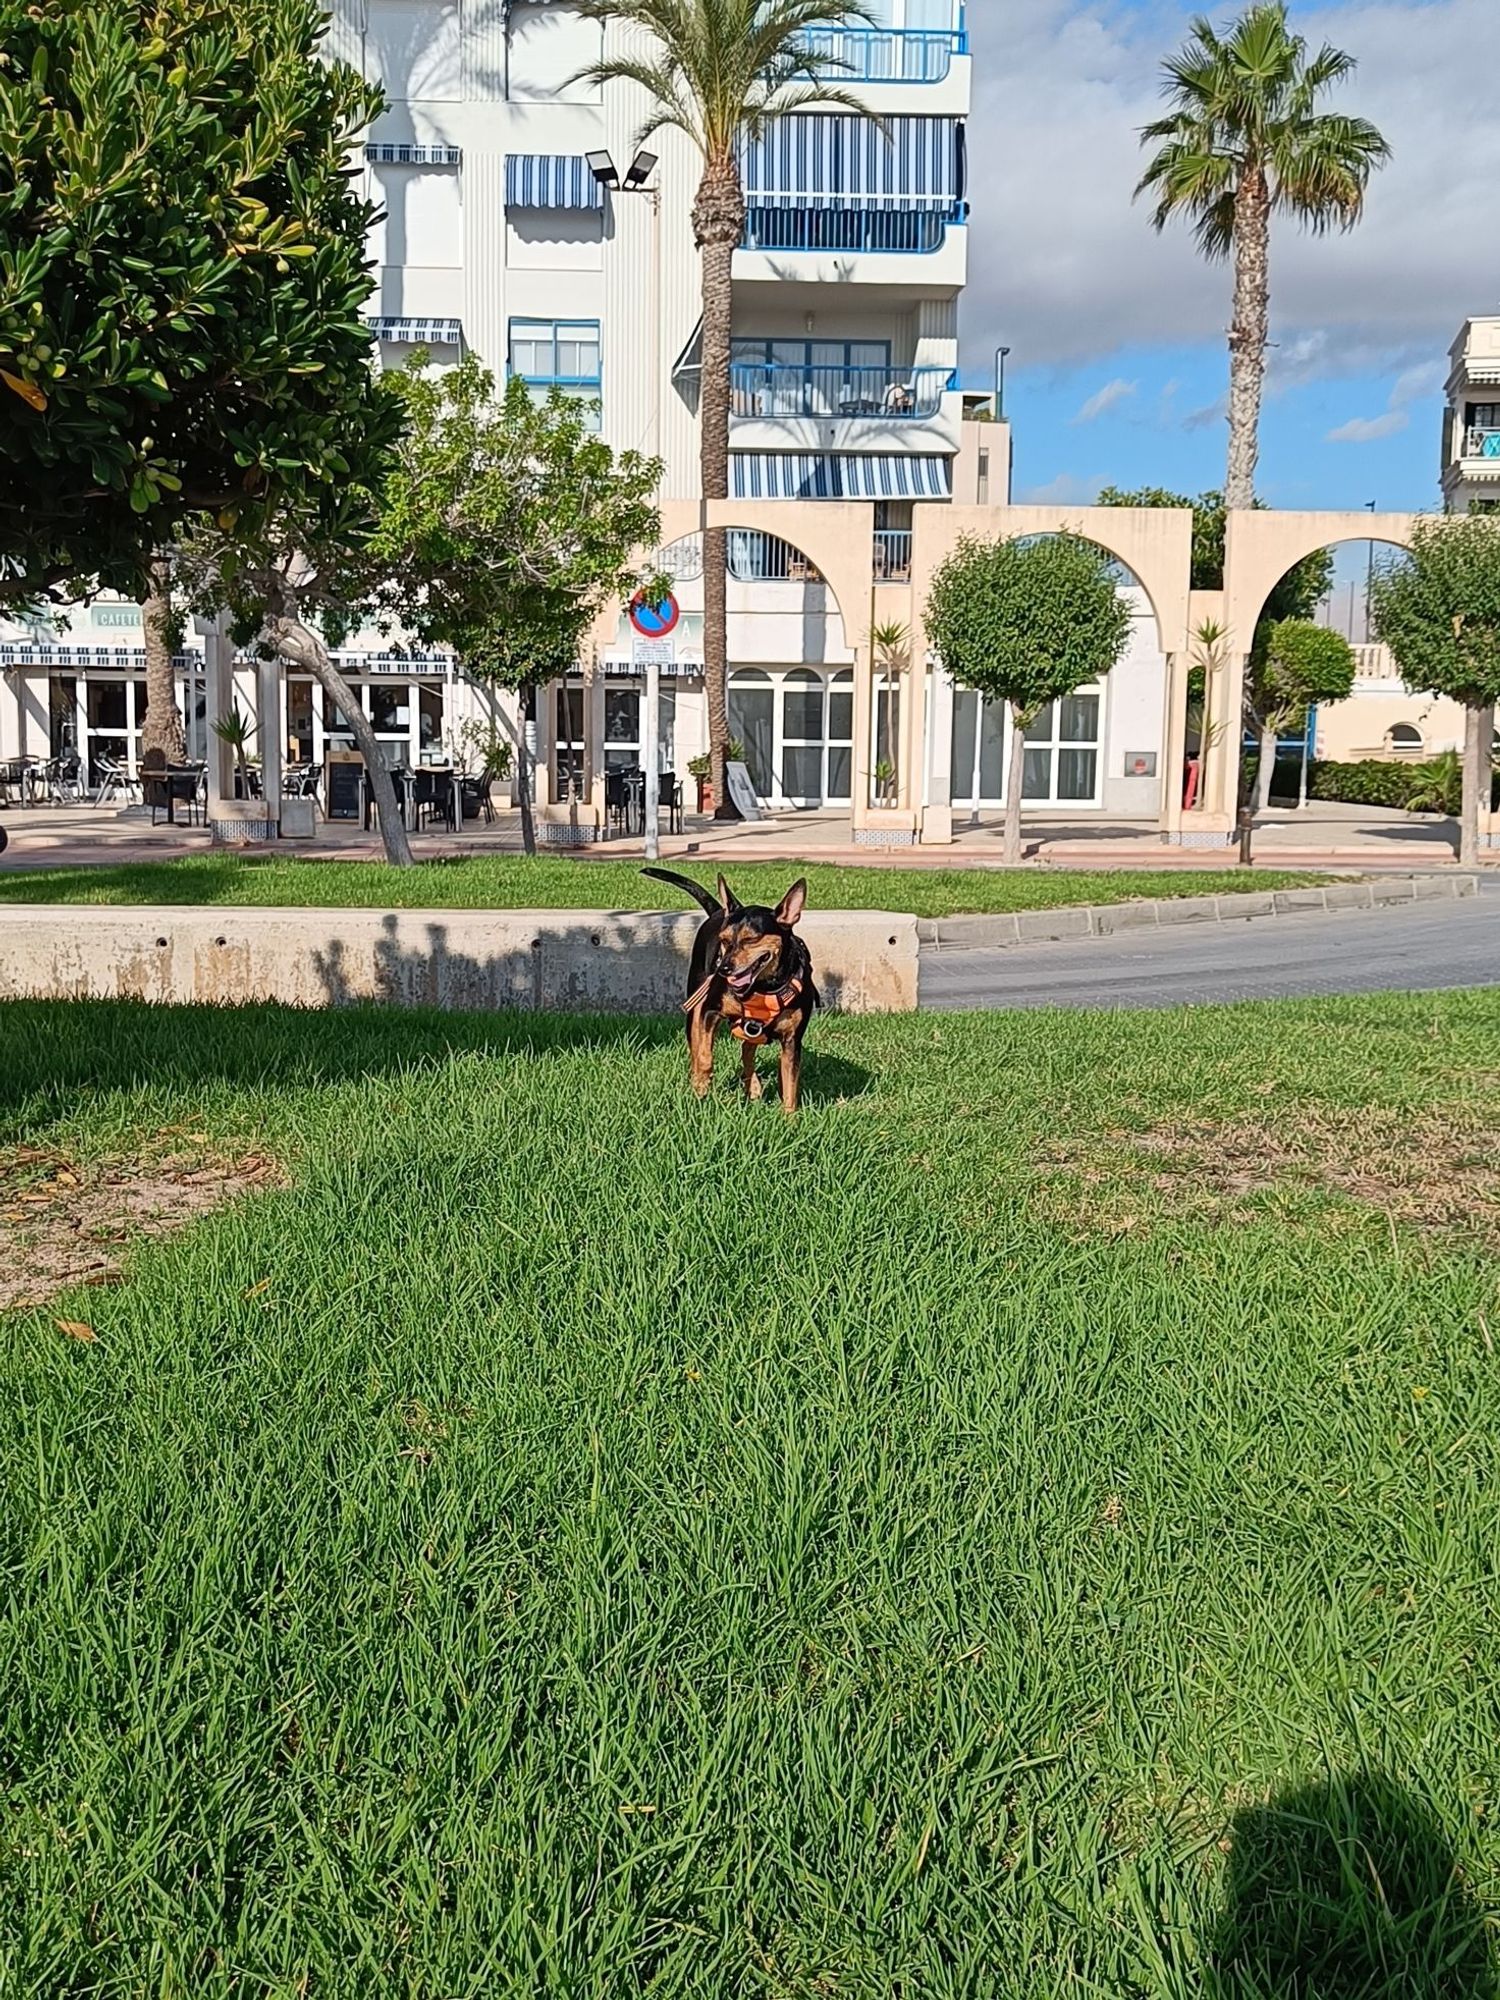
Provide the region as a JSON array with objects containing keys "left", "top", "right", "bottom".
[{"left": 325, "top": 757, "right": 364, "bottom": 823}]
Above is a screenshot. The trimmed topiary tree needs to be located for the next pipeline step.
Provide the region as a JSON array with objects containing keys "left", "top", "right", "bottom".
[
  {"left": 1370, "top": 514, "right": 1500, "bottom": 865},
  {"left": 1249, "top": 618, "right": 1355, "bottom": 810},
  {"left": 926, "top": 534, "right": 1133, "bottom": 863}
]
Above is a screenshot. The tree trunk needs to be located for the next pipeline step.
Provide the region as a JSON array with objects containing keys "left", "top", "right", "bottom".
[
  {"left": 516, "top": 681, "right": 537, "bottom": 857},
  {"left": 270, "top": 615, "right": 414, "bottom": 867},
  {"left": 693, "top": 160, "right": 744, "bottom": 823},
  {"left": 1459, "top": 699, "right": 1490, "bottom": 868},
  {"left": 1003, "top": 703, "right": 1027, "bottom": 865},
  {"left": 1225, "top": 167, "right": 1270, "bottom": 513},
  {"left": 1255, "top": 718, "right": 1278, "bottom": 813},
  {"left": 139, "top": 558, "right": 186, "bottom": 765}
]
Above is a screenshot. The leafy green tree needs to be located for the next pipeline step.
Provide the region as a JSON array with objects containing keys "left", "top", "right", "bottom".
[
  {"left": 1136, "top": 4, "right": 1389, "bottom": 509},
  {"left": 1248, "top": 617, "right": 1354, "bottom": 809},
  {"left": 0, "top": 0, "right": 384, "bottom": 604},
  {"left": 365, "top": 358, "right": 664, "bottom": 856},
  {"left": 575, "top": 0, "right": 869, "bottom": 819},
  {"left": 926, "top": 535, "right": 1132, "bottom": 864},
  {"left": 1370, "top": 514, "right": 1500, "bottom": 865}
]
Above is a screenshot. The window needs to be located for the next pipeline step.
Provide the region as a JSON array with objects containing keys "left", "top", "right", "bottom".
[
  {"left": 1386, "top": 723, "right": 1423, "bottom": 759},
  {"left": 1468, "top": 404, "right": 1500, "bottom": 430},
  {"left": 951, "top": 689, "right": 1103, "bottom": 806},
  {"left": 509, "top": 319, "right": 601, "bottom": 427}
]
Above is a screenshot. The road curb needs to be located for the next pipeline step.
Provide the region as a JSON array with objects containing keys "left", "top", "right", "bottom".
[{"left": 916, "top": 874, "right": 1480, "bottom": 950}]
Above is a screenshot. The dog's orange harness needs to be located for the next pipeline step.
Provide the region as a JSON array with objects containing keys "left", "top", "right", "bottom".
[{"left": 683, "top": 974, "right": 805, "bottom": 1043}]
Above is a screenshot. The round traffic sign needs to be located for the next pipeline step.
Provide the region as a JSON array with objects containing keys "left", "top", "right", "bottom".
[{"left": 630, "top": 592, "right": 680, "bottom": 639}]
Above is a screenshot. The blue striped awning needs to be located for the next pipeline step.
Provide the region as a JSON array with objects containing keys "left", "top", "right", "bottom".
[
  {"left": 504, "top": 155, "right": 606, "bottom": 212},
  {"left": 738, "top": 115, "right": 963, "bottom": 212},
  {"left": 731, "top": 454, "right": 953, "bottom": 501},
  {"left": 366, "top": 316, "right": 464, "bottom": 346}
]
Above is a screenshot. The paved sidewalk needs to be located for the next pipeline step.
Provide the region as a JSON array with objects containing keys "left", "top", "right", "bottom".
[{"left": 0, "top": 798, "right": 1474, "bottom": 875}]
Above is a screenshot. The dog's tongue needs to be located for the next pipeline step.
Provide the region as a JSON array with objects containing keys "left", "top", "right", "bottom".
[{"left": 727, "top": 970, "right": 756, "bottom": 994}]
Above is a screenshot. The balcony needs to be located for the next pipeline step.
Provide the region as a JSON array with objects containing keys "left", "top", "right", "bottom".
[
  {"left": 804, "top": 24, "right": 967, "bottom": 84},
  {"left": 742, "top": 205, "right": 957, "bottom": 256},
  {"left": 874, "top": 530, "right": 913, "bottom": 583},
  {"left": 1465, "top": 427, "right": 1500, "bottom": 459},
  {"left": 732, "top": 363, "right": 952, "bottom": 423}
]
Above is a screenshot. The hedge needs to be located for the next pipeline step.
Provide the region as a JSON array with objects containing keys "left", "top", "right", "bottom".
[{"left": 1305, "top": 757, "right": 1500, "bottom": 813}]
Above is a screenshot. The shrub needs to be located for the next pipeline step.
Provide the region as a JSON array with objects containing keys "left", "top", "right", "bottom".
[{"left": 1306, "top": 756, "right": 1496, "bottom": 814}]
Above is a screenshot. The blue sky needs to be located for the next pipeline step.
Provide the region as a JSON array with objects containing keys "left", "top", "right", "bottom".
[{"left": 960, "top": 0, "right": 1497, "bottom": 512}]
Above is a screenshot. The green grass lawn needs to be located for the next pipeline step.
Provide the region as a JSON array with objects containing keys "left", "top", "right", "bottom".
[
  {"left": 0, "top": 850, "right": 1330, "bottom": 919},
  {"left": 2, "top": 994, "right": 1498, "bottom": 1996}
]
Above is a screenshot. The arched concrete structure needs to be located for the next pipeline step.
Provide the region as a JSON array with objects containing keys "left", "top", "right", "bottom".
[
  {"left": 551, "top": 498, "right": 884, "bottom": 840},
  {"left": 1210, "top": 510, "right": 1421, "bottom": 834},
  {"left": 907, "top": 503, "right": 1196, "bottom": 845}
]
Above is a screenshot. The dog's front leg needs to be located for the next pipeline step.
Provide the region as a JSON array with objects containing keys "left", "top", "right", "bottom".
[
  {"left": 778, "top": 1032, "right": 801, "bottom": 1116},
  {"left": 740, "top": 1039, "right": 764, "bottom": 1102},
  {"left": 689, "top": 1008, "right": 718, "bottom": 1098}
]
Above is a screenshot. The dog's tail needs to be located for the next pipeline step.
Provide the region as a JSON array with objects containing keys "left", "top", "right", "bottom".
[{"left": 641, "top": 866, "right": 723, "bottom": 918}]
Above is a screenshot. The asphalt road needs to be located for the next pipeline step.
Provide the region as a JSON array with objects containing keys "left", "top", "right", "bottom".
[{"left": 921, "top": 882, "right": 1500, "bottom": 1011}]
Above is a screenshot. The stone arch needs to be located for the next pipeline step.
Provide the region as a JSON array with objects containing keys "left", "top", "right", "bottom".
[
  {"left": 904, "top": 502, "right": 1196, "bottom": 843},
  {"left": 1223, "top": 510, "right": 1419, "bottom": 650}
]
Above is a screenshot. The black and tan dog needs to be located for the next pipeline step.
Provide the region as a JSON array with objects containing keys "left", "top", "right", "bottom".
[{"left": 644, "top": 868, "right": 818, "bottom": 1111}]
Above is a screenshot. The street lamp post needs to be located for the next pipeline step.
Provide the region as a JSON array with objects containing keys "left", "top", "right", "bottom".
[
  {"left": 994, "top": 344, "right": 1011, "bottom": 422},
  {"left": 1364, "top": 498, "right": 1377, "bottom": 644},
  {"left": 588, "top": 149, "right": 664, "bottom": 858}
]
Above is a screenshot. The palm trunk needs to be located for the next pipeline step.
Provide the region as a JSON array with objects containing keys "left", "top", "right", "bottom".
[
  {"left": 693, "top": 161, "right": 744, "bottom": 823},
  {"left": 140, "top": 557, "right": 187, "bottom": 765},
  {"left": 271, "top": 615, "right": 414, "bottom": 867},
  {"left": 1003, "top": 703, "right": 1026, "bottom": 865},
  {"left": 1459, "top": 700, "right": 1490, "bottom": 868},
  {"left": 1225, "top": 166, "right": 1270, "bottom": 513},
  {"left": 1255, "top": 719, "right": 1278, "bottom": 813},
  {"left": 516, "top": 681, "right": 537, "bottom": 857}
]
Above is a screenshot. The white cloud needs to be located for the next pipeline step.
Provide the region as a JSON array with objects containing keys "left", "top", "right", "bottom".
[
  {"left": 1324, "top": 353, "right": 1449, "bottom": 442},
  {"left": 1327, "top": 410, "right": 1409, "bottom": 442},
  {"left": 963, "top": 0, "right": 1500, "bottom": 388},
  {"left": 1017, "top": 472, "right": 1106, "bottom": 504},
  {"left": 1072, "top": 377, "right": 1138, "bottom": 423}
]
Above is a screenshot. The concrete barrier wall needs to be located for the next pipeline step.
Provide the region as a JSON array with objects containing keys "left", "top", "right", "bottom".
[{"left": 0, "top": 907, "right": 920, "bottom": 1015}]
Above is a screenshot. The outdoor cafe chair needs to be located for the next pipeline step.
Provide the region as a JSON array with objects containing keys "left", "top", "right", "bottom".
[{"left": 460, "top": 773, "right": 495, "bottom": 825}]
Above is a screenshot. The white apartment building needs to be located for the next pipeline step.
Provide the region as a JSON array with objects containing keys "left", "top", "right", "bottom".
[
  {"left": 1441, "top": 315, "right": 1500, "bottom": 515},
  {"left": 1, "top": 3, "right": 1184, "bottom": 837}
]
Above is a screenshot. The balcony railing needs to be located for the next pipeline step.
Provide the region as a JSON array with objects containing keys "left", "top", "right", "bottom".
[
  {"left": 728, "top": 532, "right": 823, "bottom": 583},
  {"left": 742, "top": 206, "right": 957, "bottom": 255},
  {"left": 1464, "top": 427, "right": 1500, "bottom": 459},
  {"left": 874, "top": 529, "right": 913, "bottom": 582},
  {"left": 731, "top": 363, "right": 952, "bottom": 422},
  {"left": 804, "top": 24, "right": 967, "bottom": 83}
]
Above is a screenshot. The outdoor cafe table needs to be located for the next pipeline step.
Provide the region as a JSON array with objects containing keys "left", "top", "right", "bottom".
[{"left": 362, "top": 766, "right": 461, "bottom": 833}]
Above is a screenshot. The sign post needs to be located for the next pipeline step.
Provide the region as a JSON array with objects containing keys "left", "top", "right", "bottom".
[{"left": 629, "top": 594, "right": 679, "bottom": 859}]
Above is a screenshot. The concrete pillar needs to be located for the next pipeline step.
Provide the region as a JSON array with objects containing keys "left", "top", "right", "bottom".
[
  {"left": 850, "top": 643, "right": 873, "bottom": 833},
  {"left": 200, "top": 618, "right": 235, "bottom": 816},
  {"left": 922, "top": 653, "right": 955, "bottom": 845},
  {"left": 1158, "top": 650, "right": 1188, "bottom": 840},
  {"left": 257, "top": 654, "right": 282, "bottom": 835}
]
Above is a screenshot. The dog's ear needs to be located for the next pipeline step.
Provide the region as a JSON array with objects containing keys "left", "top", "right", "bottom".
[
  {"left": 774, "top": 879, "right": 807, "bottom": 928},
  {"left": 717, "top": 873, "right": 741, "bottom": 916}
]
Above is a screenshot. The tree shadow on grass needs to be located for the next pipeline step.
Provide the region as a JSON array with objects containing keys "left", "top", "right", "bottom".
[
  {"left": 0, "top": 996, "right": 873, "bottom": 1129},
  {"left": 1205, "top": 1770, "right": 1496, "bottom": 2000}
]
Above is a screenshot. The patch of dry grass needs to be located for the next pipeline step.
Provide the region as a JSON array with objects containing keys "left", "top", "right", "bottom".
[
  {"left": 1036, "top": 1099, "right": 1500, "bottom": 1245},
  {"left": 0, "top": 1139, "right": 283, "bottom": 1312}
]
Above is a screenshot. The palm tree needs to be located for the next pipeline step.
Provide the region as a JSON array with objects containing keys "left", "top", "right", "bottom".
[
  {"left": 577, "top": 0, "right": 870, "bottom": 817},
  {"left": 1137, "top": 4, "right": 1389, "bottom": 510}
]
